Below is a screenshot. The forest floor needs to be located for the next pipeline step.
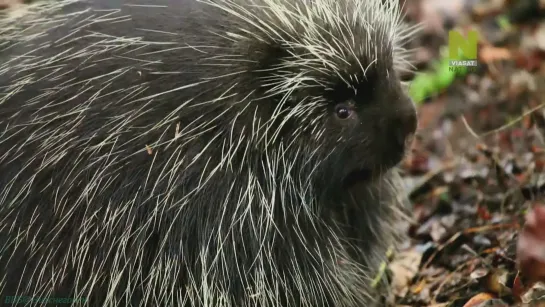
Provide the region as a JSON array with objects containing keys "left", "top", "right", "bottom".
[{"left": 390, "top": 0, "right": 545, "bottom": 306}]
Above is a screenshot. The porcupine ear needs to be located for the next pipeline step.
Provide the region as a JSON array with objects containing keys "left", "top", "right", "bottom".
[{"left": 250, "top": 43, "right": 299, "bottom": 106}]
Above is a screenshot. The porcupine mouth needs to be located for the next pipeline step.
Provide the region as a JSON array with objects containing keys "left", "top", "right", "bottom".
[
  {"left": 342, "top": 145, "right": 407, "bottom": 187},
  {"left": 342, "top": 161, "right": 398, "bottom": 187}
]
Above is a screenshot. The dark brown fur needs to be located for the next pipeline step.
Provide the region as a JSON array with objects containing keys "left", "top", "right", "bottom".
[{"left": 0, "top": 0, "right": 417, "bottom": 306}]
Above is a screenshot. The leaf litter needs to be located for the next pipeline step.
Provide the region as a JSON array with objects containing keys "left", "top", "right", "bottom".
[{"left": 390, "top": 0, "right": 545, "bottom": 306}]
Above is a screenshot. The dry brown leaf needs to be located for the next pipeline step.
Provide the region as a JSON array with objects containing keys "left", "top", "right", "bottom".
[
  {"left": 462, "top": 292, "right": 495, "bottom": 307},
  {"left": 479, "top": 46, "right": 512, "bottom": 63},
  {"left": 389, "top": 249, "right": 423, "bottom": 298},
  {"left": 517, "top": 205, "right": 545, "bottom": 285}
]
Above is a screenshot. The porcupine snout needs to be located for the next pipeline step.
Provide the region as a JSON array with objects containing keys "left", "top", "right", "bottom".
[
  {"left": 392, "top": 100, "right": 417, "bottom": 148},
  {"left": 380, "top": 93, "right": 417, "bottom": 166}
]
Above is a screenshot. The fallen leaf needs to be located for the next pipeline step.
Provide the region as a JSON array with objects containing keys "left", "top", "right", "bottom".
[
  {"left": 389, "top": 248, "right": 424, "bottom": 297},
  {"left": 517, "top": 205, "right": 545, "bottom": 285},
  {"left": 479, "top": 46, "right": 512, "bottom": 63},
  {"left": 462, "top": 292, "right": 495, "bottom": 307}
]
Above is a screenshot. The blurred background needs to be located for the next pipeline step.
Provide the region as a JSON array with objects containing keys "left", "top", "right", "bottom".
[
  {"left": 4, "top": 0, "right": 545, "bottom": 306},
  {"left": 391, "top": 1, "right": 545, "bottom": 306}
]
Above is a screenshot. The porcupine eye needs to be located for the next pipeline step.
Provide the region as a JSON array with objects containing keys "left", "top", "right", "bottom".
[{"left": 335, "top": 104, "right": 351, "bottom": 119}]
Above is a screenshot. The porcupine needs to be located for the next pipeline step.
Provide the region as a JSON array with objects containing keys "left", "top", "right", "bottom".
[{"left": 0, "top": 0, "right": 419, "bottom": 306}]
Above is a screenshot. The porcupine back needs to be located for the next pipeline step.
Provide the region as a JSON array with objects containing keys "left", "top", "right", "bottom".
[{"left": 0, "top": 0, "right": 418, "bottom": 306}]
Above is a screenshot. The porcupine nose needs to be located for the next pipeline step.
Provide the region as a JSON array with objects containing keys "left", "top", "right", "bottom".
[{"left": 394, "top": 106, "right": 417, "bottom": 148}]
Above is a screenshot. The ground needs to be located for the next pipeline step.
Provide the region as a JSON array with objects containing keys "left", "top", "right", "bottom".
[{"left": 388, "top": 0, "right": 545, "bottom": 306}]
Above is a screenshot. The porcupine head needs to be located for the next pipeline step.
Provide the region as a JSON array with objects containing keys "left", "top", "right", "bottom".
[
  {"left": 218, "top": 1, "right": 419, "bottom": 301},
  {"left": 0, "top": 0, "right": 418, "bottom": 306}
]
